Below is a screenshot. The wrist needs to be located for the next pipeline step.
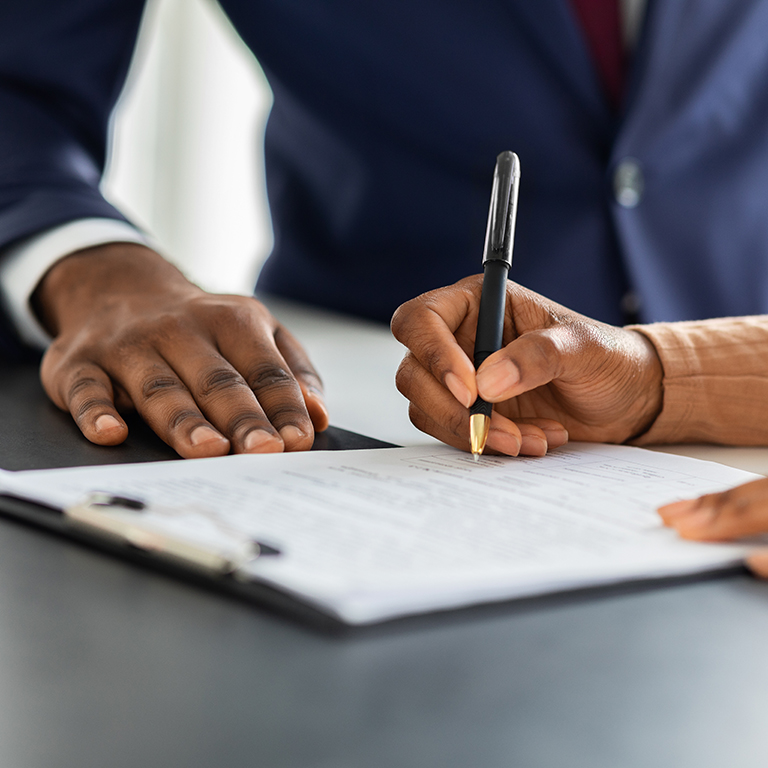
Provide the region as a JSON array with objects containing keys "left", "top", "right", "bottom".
[{"left": 625, "top": 329, "right": 664, "bottom": 440}]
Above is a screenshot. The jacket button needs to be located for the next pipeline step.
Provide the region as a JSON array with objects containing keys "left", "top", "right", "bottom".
[{"left": 614, "top": 158, "right": 644, "bottom": 208}]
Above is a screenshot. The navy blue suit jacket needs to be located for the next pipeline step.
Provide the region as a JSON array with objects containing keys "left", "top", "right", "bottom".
[{"left": 2, "top": 0, "right": 768, "bottom": 355}]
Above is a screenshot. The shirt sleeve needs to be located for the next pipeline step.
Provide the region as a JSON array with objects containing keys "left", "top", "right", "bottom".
[
  {"left": 0, "top": 218, "right": 148, "bottom": 349},
  {"left": 627, "top": 317, "right": 768, "bottom": 445}
]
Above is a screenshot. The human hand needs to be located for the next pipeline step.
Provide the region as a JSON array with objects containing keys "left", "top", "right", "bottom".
[
  {"left": 33, "top": 243, "right": 328, "bottom": 458},
  {"left": 391, "top": 276, "right": 663, "bottom": 456},
  {"left": 659, "top": 479, "right": 768, "bottom": 578}
]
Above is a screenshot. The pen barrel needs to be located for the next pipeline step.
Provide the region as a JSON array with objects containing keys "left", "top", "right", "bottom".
[
  {"left": 473, "top": 259, "right": 510, "bottom": 368},
  {"left": 469, "top": 396, "right": 492, "bottom": 418}
]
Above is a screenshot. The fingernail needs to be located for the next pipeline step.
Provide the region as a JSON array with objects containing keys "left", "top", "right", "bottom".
[
  {"left": 543, "top": 427, "right": 569, "bottom": 449},
  {"left": 279, "top": 425, "right": 310, "bottom": 449},
  {"left": 243, "top": 429, "right": 283, "bottom": 453},
  {"left": 280, "top": 424, "right": 307, "bottom": 443},
  {"left": 443, "top": 372, "right": 473, "bottom": 408},
  {"left": 487, "top": 427, "right": 521, "bottom": 457},
  {"left": 190, "top": 425, "right": 227, "bottom": 447},
  {"left": 520, "top": 434, "right": 548, "bottom": 457},
  {"left": 95, "top": 414, "right": 123, "bottom": 434},
  {"left": 477, "top": 359, "right": 520, "bottom": 401}
]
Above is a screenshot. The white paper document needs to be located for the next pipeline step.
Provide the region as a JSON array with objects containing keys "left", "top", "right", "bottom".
[{"left": 0, "top": 443, "right": 760, "bottom": 624}]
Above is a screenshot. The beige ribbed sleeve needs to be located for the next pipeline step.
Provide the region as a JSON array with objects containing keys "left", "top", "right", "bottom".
[{"left": 627, "top": 316, "right": 768, "bottom": 445}]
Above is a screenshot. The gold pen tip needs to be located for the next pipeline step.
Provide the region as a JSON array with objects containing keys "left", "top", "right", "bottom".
[{"left": 469, "top": 413, "right": 491, "bottom": 459}]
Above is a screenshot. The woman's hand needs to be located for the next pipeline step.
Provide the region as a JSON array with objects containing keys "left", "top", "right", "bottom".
[
  {"left": 659, "top": 478, "right": 768, "bottom": 578},
  {"left": 391, "top": 276, "right": 663, "bottom": 457}
]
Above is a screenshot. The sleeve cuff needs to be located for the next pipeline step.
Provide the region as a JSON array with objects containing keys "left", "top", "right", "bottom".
[
  {"left": 0, "top": 219, "right": 149, "bottom": 349},
  {"left": 628, "top": 318, "right": 768, "bottom": 446}
]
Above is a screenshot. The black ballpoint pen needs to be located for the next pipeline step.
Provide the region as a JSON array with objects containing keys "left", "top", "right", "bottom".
[{"left": 469, "top": 151, "right": 521, "bottom": 460}]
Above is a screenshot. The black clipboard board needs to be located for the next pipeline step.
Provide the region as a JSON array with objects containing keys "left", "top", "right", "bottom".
[{"left": 0, "top": 425, "right": 396, "bottom": 632}]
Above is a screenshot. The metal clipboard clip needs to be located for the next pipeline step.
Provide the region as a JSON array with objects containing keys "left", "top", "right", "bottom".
[{"left": 64, "top": 492, "right": 281, "bottom": 577}]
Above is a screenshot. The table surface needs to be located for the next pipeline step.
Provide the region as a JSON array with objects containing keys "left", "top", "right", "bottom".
[{"left": 2, "top": 297, "right": 768, "bottom": 768}]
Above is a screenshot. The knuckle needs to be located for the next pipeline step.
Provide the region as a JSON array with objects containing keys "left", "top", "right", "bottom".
[
  {"left": 443, "top": 407, "right": 468, "bottom": 438},
  {"left": 420, "top": 343, "right": 444, "bottom": 375},
  {"left": 73, "top": 397, "right": 116, "bottom": 423},
  {"left": 210, "top": 296, "right": 270, "bottom": 333},
  {"left": 66, "top": 374, "right": 106, "bottom": 404},
  {"left": 197, "top": 367, "right": 247, "bottom": 399},
  {"left": 520, "top": 331, "right": 563, "bottom": 378},
  {"left": 395, "top": 355, "right": 416, "bottom": 396},
  {"left": 113, "top": 325, "right": 157, "bottom": 355},
  {"left": 245, "top": 363, "right": 295, "bottom": 393},
  {"left": 141, "top": 374, "right": 185, "bottom": 401},
  {"left": 390, "top": 301, "right": 415, "bottom": 339},
  {"left": 205, "top": 303, "right": 243, "bottom": 333},
  {"left": 233, "top": 294, "right": 269, "bottom": 318},
  {"left": 225, "top": 411, "right": 270, "bottom": 437},
  {"left": 113, "top": 314, "right": 196, "bottom": 356},
  {"left": 259, "top": 403, "right": 309, "bottom": 428},
  {"left": 167, "top": 409, "right": 204, "bottom": 432},
  {"left": 391, "top": 295, "right": 438, "bottom": 341},
  {"left": 401, "top": 332, "right": 445, "bottom": 377},
  {"left": 534, "top": 332, "right": 562, "bottom": 361},
  {"left": 150, "top": 312, "right": 187, "bottom": 339}
]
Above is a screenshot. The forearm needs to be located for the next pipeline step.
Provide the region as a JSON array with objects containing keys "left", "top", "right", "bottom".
[{"left": 630, "top": 316, "right": 768, "bottom": 445}]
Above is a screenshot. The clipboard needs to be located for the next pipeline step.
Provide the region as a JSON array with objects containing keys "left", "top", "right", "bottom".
[{"left": 0, "top": 424, "right": 396, "bottom": 632}]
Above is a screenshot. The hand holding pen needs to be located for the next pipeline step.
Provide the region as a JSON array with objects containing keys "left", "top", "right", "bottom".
[
  {"left": 391, "top": 148, "right": 663, "bottom": 457},
  {"left": 392, "top": 274, "right": 662, "bottom": 457}
]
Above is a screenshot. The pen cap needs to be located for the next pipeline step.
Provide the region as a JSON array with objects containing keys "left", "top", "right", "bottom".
[{"left": 483, "top": 151, "right": 520, "bottom": 268}]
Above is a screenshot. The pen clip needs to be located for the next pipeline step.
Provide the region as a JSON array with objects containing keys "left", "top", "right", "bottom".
[{"left": 484, "top": 151, "right": 520, "bottom": 266}]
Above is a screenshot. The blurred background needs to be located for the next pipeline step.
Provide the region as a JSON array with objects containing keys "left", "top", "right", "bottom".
[{"left": 102, "top": 0, "right": 273, "bottom": 295}]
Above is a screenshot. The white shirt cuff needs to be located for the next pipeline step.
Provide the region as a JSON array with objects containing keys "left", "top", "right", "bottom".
[{"left": 0, "top": 219, "right": 149, "bottom": 349}]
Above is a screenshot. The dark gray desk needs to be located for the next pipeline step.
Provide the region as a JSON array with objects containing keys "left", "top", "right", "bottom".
[{"left": 1, "top": 361, "right": 768, "bottom": 768}]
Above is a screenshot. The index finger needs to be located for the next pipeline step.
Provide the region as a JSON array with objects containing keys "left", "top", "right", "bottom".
[
  {"left": 659, "top": 478, "right": 768, "bottom": 541},
  {"left": 391, "top": 278, "right": 482, "bottom": 409}
]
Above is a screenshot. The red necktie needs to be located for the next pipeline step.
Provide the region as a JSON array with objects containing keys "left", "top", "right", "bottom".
[{"left": 570, "top": 0, "right": 626, "bottom": 109}]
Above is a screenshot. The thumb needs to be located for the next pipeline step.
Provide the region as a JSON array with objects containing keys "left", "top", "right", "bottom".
[{"left": 476, "top": 327, "right": 571, "bottom": 403}]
